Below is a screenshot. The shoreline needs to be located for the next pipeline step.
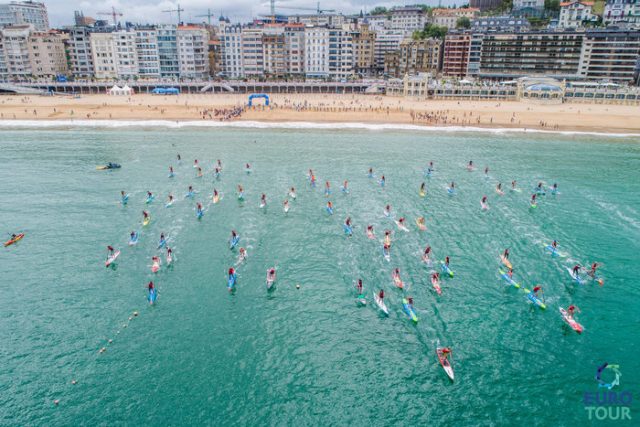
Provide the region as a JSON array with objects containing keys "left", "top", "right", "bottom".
[
  {"left": 1, "top": 119, "right": 639, "bottom": 138},
  {"left": 1, "top": 93, "right": 639, "bottom": 136}
]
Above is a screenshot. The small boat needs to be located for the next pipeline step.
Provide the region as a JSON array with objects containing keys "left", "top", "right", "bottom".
[
  {"left": 4, "top": 233, "right": 24, "bottom": 247},
  {"left": 436, "top": 347, "right": 454, "bottom": 381}
]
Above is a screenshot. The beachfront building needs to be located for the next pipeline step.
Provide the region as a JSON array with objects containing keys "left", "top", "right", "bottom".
[
  {"left": 220, "top": 24, "right": 243, "bottom": 79},
  {"left": 431, "top": 8, "right": 480, "bottom": 30},
  {"left": 473, "top": 31, "right": 584, "bottom": 80},
  {"left": 442, "top": 32, "right": 472, "bottom": 77},
  {"left": 351, "top": 23, "right": 376, "bottom": 76},
  {"left": 28, "top": 30, "right": 67, "bottom": 77},
  {"left": 90, "top": 30, "right": 139, "bottom": 80},
  {"left": 384, "top": 38, "right": 442, "bottom": 78},
  {"left": 327, "top": 27, "right": 354, "bottom": 80},
  {"left": 66, "top": 26, "right": 94, "bottom": 78},
  {"left": 284, "top": 24, "right": 305, "bottom": 77},
  {"left": 374, "top": 28, "right": 406, "bottom": 73},
  {"left": 603, "top": 0, "right": 640, "bottom": 26},
  {"left": 241, "top": 27, "right": 264, "bottom": 78},
  {"left": 558, "top": 1, "right": 595, "bottom": 28},
  {"left": 157, "top": 25, "right": 179, "bottom": 78},
  {"left": 0, "top": 1, "right": 48, "bottom": 31},
  {"left": 176, "top": 25, "right": 209, "bottom": 79},
  {"left": 135, "top": 27, "right": 160, "bottom": 79},
  {"left": 0, "top": 24, "right": 31, "bottom": 76},
  {"left": 578, "top": 29, "right": 640, "bottom": 83},
  {"left": 304, "top": 26, "right": 329, "bottom": 78},
  {"left": 262, "top": 29, "right": 286, "bottom": 79},
  {"left": 471, "top": 16, "right": 531, "bottom": 32},
  {"left": 470, "top": 0, "right": 504, "bottom": 11},
  {"left": 304, "top": 26, "right": 353, "bottom": 80},
  {"left": 287, "top": 13, "right": 346, "bottom": 27}
]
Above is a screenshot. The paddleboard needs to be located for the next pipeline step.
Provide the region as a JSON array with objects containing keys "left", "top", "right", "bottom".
[
  {"left": 105, "top": 250, "right": 120, "bottom": 267},
  {"left": 559, "top": 307, "right": 583, "bottom": 333},
  {"left": 373, "top": 292, "right": 389, "bottom": 316}
]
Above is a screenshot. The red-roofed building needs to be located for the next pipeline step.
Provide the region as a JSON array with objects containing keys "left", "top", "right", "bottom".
[{"left": 559, "top": 1, "right": 595, "bottom": 28}]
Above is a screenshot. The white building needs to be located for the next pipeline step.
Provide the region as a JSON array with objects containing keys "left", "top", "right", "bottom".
[
  {"left": 327, "top": 27, "right": 353, "bottom": 80},
  {"left": 287, "top": 13, "right": 346, "bottom": 27},
  {"left": 304, "top": 26, "right": 329, "bottom": 78},
  {"left": 67, "top": 26, "right": 93, "bottom": 78},
  {"left": 284, "top": 23, "right": 305, "bottom": 76},
  {"left": 241, "top": 27, "right": 263, "bottom": 78},
  {"left": 90, "top": 30, "right": 138, "bottom": 79},
  {"left": 135, "top": 28, "right": 160, "bottom": 78},
  {"left": 390, "top": 7, "right": 426, "bottom": 31},
  {"left": 221, "top": 24, "right": 243, "bottom": 78},
  {"left": 603, "top": 0, "right": 640, "bottom": 26},
  {"left": 362, "top": 14, "right": 389, "bottom": 31},
  {"left": 0, "top": 24, "right": 31, "bottom": 76},
  {"left": 558, "top": 1, "right": 594, "bottom": 28},
  {"left": 177, "top": 25, "right": 209, "bottom": 79},
  {"left": 513, "top": 0, "right": 545, "bottom": 8},
  {"left": 157, "top": 25, "right": 179, "bottom": 78},
  {"left": 0, "top": 1, "right": 48, "bottom": 31},
  {"left": 374, "top": 28, "right": 406, "bottom": 72},
  {"left": 28, "top": 30, "right": 67, "bottom": 76}
]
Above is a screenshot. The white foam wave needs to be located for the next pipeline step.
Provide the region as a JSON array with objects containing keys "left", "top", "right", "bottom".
[{"left": 0, "top": 119, "right": 639, "bottom": 138}]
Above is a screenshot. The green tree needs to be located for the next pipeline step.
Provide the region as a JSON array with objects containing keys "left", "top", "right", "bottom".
[
  {"left": 370, "top": 6, "right": 388, "bottom": 15},
  {"left": 544, "top": 0, "right": 560, "bottom": 11},
  {"left": 456, "top": 16, "right": 471, "bottom": 28},
  {"left": 413, "top": 23, "right": 449, "bottom": 40}
]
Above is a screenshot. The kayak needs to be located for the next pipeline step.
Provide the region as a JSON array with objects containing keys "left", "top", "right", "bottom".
[
  {"left": 227, "top": 273, "right": 237, "bottom": 290},
  {"left": 500, "top": 255, "right": 512, "bottom": 270},
  {"left": 266, "top": 269, "right": 276, "bottom": 290},
  {"left": 128, "top": 233, "right": 139, "bottom": 246},
  {"left": 105, "top": 250, "right": 120, "bottom": 267},
  {"left": 498, "top": 268, "right": 520, "bottom": 288},
  {"left": 440, "top": 262, "right": 454, "bottom": 278},
  {"left": 436, "top": 347, "right": 454, "bottom": 381},
  {"left": 143, "top": 216, "right": 151, "bottom": 226},
  {"left": 373, "top": 292, "right": 389, "bottom": 316},
  {"left": 431, "top": 276, "right": 442, "bottom": 295},
  {"left": 523, "top": 288, "right": 547, "bottom": 309},
  {"left": 148, "top": 288, "right": 157, "bottom": 305},
  {"left": 566, "top": 267, "right": 586, "bottom": 285},
  {"left": 229, "top": 235, "right": 240, "bottom": 250},
  {"left": 4, "top": 233, "right": 24, "bottom": 247},
  {"left": 559, "top": 307, "right": 583, "bottom": 333},
  {"left": 402, "top": 298, "right": 418, "bottom": 323},
  {"left": 151, "top": 259, "right": 161, "bottom": 273},
  {"left": 395, "top": 221, "right": 409, "bottom": 232},
  {"left": 343, "top": 224, "right": 353, "bottom": 236},
  {"left": 415, "top": 219, "right": 427, "bottom": 231}
]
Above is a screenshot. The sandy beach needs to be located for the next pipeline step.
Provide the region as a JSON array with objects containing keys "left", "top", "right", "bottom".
[{"left": 1, "top": 93, "right": 639, "bottom": 134}]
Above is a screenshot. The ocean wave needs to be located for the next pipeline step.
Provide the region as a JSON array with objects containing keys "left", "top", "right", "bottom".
[{"left": 0, "top": 119, "right": 639, "bottom": 138}]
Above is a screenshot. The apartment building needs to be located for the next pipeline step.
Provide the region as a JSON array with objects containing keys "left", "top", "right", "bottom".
[
  {"left": 241, "top": 27, "right": 264, "bottom": 78},
  {"left": 374, "top": 28, "right": 406, "bottom": 72},
  {"left": 351, "top": 23, "right": 376, "bottom": 76},
  {"left": 135, "top": 27, "right": 160, "bottom": 78},
  {"left": 0, "top": 1, "right": 48, "bottom": 30},
  {"left": 90, "top": 30, "right": 138, "bottom": 79},
  {"left": 220, "top": 24, "right": 243, "bottom": 78},
  {"left": 28, "top": 30, "right": 67, "bottom": 76},
  {"left": 442, "top": 32, "right": 472, "bottom": 77},
  {"left": 284, "top": 23, "right": 305, "bottom": 76},
  {"left": 262, "top": 28, "right": 286, "bottom": 78},
  {"left": 476, "top": 31, "right": 585, "bottom": 79},
  {"left": 0, "top": 24, "right": 31, "bottom": 76},
  {"left": 66, "top": 26, "right": 93, "bottom": 77},
  {"left": 157, "top": 25, "right": 179, "bottom": 78},
  {"left": 469, "top": 0, "right": 503, "bottom": 11},
  {"left": 385, "top": 37, "right": 442, "bottom": 77},
  {"left": 471, "top": 16, "right": 531, "bottom": 32},
  {"left": 389, "top": 7, "right": 426, "bottom": 31},
  {"left": 558, "top": 1, "right": 595, "bottom": 28},
  {"left": 177, "top": 25, "right": 209, "bottom": 79},
  {"left": 578, "top": 29, "right": 640, "bottom": 82},
  {"left": 305, "top": 26, "right": 329, "bottom": 78}
]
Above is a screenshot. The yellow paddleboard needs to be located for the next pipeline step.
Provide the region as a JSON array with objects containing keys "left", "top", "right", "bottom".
[{"left": 143, "top": 217, "right": 151, "bottom": 226}]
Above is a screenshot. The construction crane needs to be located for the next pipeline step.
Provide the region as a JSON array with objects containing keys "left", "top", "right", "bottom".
[
  {"left": 162, "top": 4, "right": 185, "bottom": 24},
  {"left": 97, "top": 6, "right": 123, "bottom": 26},
  {"left": 277, "top": 2, "right": 335, "bottom": 14},
  {"left": 195, "top": 8, "right": 215, "bottom": 25}
]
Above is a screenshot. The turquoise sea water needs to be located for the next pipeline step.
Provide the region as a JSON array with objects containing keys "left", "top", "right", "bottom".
[{"left": 1, "top": 124, "right": 639, "bottom": 425}]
